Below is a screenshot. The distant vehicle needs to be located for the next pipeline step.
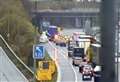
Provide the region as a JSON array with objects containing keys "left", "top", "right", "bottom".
[
  {"left": 89, "top": 43, "right": 101, "bottom": 64},
  {"left": 78, "top": 35, "right": 96, "bottom": 44},
  {"left": 67, "top": 40, "right": 75, "bottom": 57},
  {"left": 68, "top": 44, "right": 73, "bottom": 57},
  {"left": 53, "top": 34, "right": 68, "bottom": 47},
  {"left": 72, "top": 32, "right": 85, "bottom": 42},
  {"left": 47, "top": 26, "right": 58, "bottom": 41},
  {"left": 77, "top": 38, "right": 91, "bottom": 55},
  {"left": 39, "top": 32, "right": 48, "bottom": 43},
  {"left": 82, "top": 64, "right": 93, "bottom": 81},
  {"left": 72, "top": 47, "right": 85, "bottom": 66},
  {"left": 72, "top": 32, "right": 96, "bottom": 44}
]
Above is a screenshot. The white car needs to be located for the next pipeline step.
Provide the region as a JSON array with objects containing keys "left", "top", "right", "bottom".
[{"left": 39, "top": 32, "right": 48, "bottom": 43}]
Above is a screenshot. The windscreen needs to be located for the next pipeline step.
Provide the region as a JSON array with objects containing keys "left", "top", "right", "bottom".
[
  {"left": 68, "top": 46, "right": 73, "bottom": 51},
  {"left": 73, "top": 48, "right": 84, "bottom": 57},
  {"left": 43, "top": 62, "right": 49, "bottom": 69},
  {"left": 47, "top": 27, "right": 58, "bottom": 36}
]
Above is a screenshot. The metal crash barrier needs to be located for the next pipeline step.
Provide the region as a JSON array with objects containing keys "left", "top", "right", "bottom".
[{"left": 0, "top": 35, "right": 34, "bottom": 82}]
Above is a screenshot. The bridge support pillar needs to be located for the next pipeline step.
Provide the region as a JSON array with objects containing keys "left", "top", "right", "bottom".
[{"left": 75, "top": 17, "right": 80, "bottom": 28}]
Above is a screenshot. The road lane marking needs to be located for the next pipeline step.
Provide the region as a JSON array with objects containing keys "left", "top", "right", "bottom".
[
  {"left": 45, "top": 42, "right": 61, "bottom": 82},
  {"left": 57, "top": 46, "right": 78, "bottom": 82},
  {"left": 48, "top": 42, "right": 77, "bottom": 82}
]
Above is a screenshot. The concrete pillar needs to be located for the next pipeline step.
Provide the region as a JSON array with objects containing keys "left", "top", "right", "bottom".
[
  {"left": 84, "top": 19, "right": 92, "bottom": 35},
  {"left": 75, "top": 17, "right": 80, "bottom": 28}
]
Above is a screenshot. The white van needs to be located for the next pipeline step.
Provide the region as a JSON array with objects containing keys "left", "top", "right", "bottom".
[{"left": 39, "top": 32, "right": 48, "bottom": 43}]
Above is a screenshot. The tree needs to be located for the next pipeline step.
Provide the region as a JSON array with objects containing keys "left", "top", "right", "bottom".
[{"left": 0, "top": 0, "right": 35, "bottom": 65}]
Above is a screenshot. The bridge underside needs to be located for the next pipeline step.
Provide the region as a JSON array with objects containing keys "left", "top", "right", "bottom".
[{"left": 33, "top": 11, "right": 100, "bottom": 28}]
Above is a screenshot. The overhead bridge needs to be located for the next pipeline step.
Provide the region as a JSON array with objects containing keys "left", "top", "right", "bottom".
[{"left": 30, "top": 1, "right": 101, "bottom": 28}]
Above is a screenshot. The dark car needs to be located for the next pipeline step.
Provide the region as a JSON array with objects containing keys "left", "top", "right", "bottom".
[{"left": 68, "top": 46, "right": 73, "bottom": 57}]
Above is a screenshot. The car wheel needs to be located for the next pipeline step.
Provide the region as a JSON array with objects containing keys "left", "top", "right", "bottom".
[
  {"left": 72, "top": 61, "right": 75, "bottom": 66},
  {"left": 82, "top": 75, "right": 86, "bottom": 81},
  {"left": 68, "top": 53, "right": 71, "bottom": 57},
  {"left": 79, "top": 67, "right": 82, "bottom": 73},
  {"left": 89, "top": 75, "right": 92, "bottom": 80},
  {"left": 56, "top": 43, "right": 59, "bottom": 45}
]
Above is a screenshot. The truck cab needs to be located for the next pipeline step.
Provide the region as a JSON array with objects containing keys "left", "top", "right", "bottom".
[
  {"left": 47, "top": 26, "right": 58, "bottom": 41},
  {"left": 72, "top": 47, "right": 85, "bottom": 66},
  {"left": 35, "top": 61, "right": 56, "bottom": 81}
]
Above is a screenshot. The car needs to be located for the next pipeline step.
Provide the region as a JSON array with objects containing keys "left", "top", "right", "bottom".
[
  {"left": 68, "top": 45, "right": 73, "bottom": 57},
  {"left": 82, "top": 64, "right": 93, "bottom": 81},
  {"left": 67, "top": 40, "right": 74, "bottom": 57}
]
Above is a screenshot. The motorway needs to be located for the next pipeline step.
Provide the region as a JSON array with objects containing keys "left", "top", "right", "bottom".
[
  {"left": 0, "top": 47, "right": 28, "bottom": 82},
  {"left": 56, "top": 43, "right": 94, "bottom": 82},
  {"left": 45, "top": 42, "right": 94, "bottom": 82},
  {"left": 45, "top": 42, "right": 76, "bottom": 82},
  {"left": 44, "top": 28, "right": 94, "bottom": 82},
  {"left": 39, "top": 28, "right": 120, "bottom": 82},
  {"left": 57, "top": 28, "right": 120, "bottom": 82}
]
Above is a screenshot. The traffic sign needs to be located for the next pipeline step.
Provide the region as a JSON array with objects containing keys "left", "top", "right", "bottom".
[{"left": 33, "top": 45, "right": 45, "bottom": 59}]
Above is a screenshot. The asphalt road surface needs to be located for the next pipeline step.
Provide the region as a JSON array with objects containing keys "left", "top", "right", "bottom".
[
  {"left": 44, "top": 28, "right": 120, "bottom": 82},
  {"left": 50, "top": 42, "right": 94, "bottom": 82},
  {"left": 54, "top": 28, "right": 94, "bottom": 82},
  {"left": 60, "top": 28, "right": 120, "bottom": 82},
  {"left": 0, "top": 47, "right": 28, "bottom": 82},
  {"left": 45, "top": 42, "right": 77, "bottom": 82}
]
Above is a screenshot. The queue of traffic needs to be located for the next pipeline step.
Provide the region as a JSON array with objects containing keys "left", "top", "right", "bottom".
[
  {"left": 38, "top": 26, "right": 101, "bottom": 82},
  {"left": 65, "top": 32, "right": 101, "bottom": 81}
]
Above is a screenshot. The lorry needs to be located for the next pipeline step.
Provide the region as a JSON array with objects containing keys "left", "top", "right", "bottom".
[
  {"left": 72, "top": 47, "right": 85, "bottom": 66},
  {"left": 88, "top": 43, "right": 101, "bottom": 64},
  {"left": 67, "top": 40, "right": 75, "bottom": 57},
  {"left": 78, "top": 35, "right": 96, "bottom": 44},
  {"left": 72, "top": 39, "right": 91, "bottom": 66},
  {"left": 72, "top": 32, "right": 85, "bottom": 42},
  {"left": 47, "top": 25, "right": 59, "bottom": 41}
]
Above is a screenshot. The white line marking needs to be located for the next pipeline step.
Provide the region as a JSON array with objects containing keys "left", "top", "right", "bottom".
[
  {"left": 57, "top": 46, "right": 78, "bottom": 82},
  {"left": 48, "top": 41, "right": 77, "bottom": 82},
  {"left": 47, "top": 42, "right": 61, "bottom": 82}
]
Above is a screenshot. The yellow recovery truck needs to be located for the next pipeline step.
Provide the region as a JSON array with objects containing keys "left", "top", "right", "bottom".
[{"left": 35, "top": 60, "right": 56, "bottom": 81}]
